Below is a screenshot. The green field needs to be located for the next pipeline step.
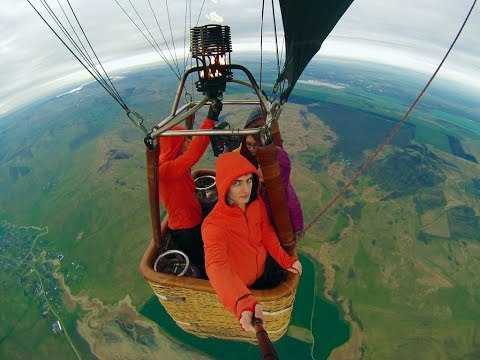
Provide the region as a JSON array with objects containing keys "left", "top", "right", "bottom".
[
  {"left": 1, "top": 62, "right": 480, "bottom": 359},
  {"left": 283, "top": 81, "right": 480, "bottom": 358}
]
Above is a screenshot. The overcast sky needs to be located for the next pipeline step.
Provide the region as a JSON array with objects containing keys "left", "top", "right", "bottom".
[{"left": 1, "top": 0, "right": 479, "bottom": 116}]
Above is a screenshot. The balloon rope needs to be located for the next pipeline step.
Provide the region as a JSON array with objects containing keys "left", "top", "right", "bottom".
[
  {"left": 309, "top": 258, "right": 317, "bottom": 359},
  {"left": 259, "top": 0, "right": 265, "bottom": 89}
]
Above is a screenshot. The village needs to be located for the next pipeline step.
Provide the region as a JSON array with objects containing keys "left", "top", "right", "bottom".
[{"left": 0, "top": 226, "right": 86, "bottom": 337}]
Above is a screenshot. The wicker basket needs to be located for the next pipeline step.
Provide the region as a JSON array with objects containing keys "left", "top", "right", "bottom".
[
  {"left": 140, "top": 238, "right": 299, "bottom": 342},
  {"left": 142, "top": 144, "right": 299, "bottom": 342}
]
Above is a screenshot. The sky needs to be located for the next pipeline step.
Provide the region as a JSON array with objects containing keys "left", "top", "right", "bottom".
[{"left": 1, "top": 0, "right": 479, "bottom": 116}]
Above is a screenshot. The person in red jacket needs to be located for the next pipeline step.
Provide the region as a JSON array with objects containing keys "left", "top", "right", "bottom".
[
  {"left": 159, "top": 101, "right": 221, "bottom": 277},
  {"left": 202, "top": 152, "right": 302, "bottom": 332}
]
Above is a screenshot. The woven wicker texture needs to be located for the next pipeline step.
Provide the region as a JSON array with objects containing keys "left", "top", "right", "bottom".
[
  {"left": 141, "top": 235, "right": 299, "bottom": 343},
  {"left": 149, "top": 280, "right": 296, "bottom": 342}
]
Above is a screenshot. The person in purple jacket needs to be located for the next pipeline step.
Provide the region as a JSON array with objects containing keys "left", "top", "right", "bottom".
[{"left": 239, "top": 108, "right": 305, "bottom": 240}]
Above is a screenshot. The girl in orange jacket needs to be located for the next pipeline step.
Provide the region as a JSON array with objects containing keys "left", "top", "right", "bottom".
[
  {"left": 202, "top": 152, "right": 302, "bottom": 332},
  {"left": 159, "top": 103, "right": 221, "bottom": 276}
]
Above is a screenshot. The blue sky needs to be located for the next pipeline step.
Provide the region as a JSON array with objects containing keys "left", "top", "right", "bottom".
[{"left": 1, "top": 0, "right": 479, "bottom": 115}]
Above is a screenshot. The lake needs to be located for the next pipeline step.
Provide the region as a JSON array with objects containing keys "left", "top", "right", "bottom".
[{"left": 141, "top": 253, "right": 350, "bottom": 359}]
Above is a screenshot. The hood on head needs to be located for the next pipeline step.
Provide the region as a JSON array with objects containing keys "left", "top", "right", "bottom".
[
  {"left": 159, "top": 125, "right": 186, "bottom": 162},
  {"left": 244, "top": 107, "right": 265, "bottom": 129},
  {"left": 215, "top": 152, "right": 259, "bottom": 206}
]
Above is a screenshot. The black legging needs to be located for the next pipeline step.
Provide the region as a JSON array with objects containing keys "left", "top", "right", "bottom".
[
  {"left": 168, "top": 224, "right": 206, "bottom": 278},
  {"left": 250, "top": 254, "right": 287, "bottom": 290}
]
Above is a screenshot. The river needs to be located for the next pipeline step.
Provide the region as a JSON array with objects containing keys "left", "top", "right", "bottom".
[{"left": 141, "top": 253, "right": 350, "bottom": 359}]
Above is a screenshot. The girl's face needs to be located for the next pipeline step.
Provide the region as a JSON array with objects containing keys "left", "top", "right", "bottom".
[
  {"left": 226, "top": 174, "right": 253, "bottom": 210},
  {"left": 245, "top": 135, "right": 258, "bottom": 156}
]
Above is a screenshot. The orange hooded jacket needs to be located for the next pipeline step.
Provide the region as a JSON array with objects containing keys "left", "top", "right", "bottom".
[
  {"left": 159, "top": 118, "right": 215, "bottom": 230},
  {"left": 202, "top": 152, "right": 297, "bottom": 319}
]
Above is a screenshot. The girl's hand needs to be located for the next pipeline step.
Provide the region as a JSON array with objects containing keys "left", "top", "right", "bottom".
[{"left": 287, "top": 260, "right": 302, "bottom": 276}]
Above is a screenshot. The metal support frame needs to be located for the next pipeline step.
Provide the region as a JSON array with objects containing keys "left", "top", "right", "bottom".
[{"left": 149, "top": 64, "right": 283, "bottom": 145}]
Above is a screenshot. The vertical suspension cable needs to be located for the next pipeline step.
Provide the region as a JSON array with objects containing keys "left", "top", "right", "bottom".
[
  {"left": 259, "top": 0, "right": 265, "bottom": 89},
  {"left": 187, "top": 0, "right": 194, "bottom": 101},
  {"left": 128, "top": 0, "right": 181, "bottom": 76},
  {"left": 271, "top": 0, "right": 281, "bottom": 78},
  {"left": 184, "top": 0, "right": 206, "bottom": 101},
  {"left": 271, "top": 0, "right": 283, "bottom": 97},
  {"left": 147, "top": 0, "right": 180, "bottom": 76},
  {"left": 182, "top": 0, "right": 193, "bottom": 102},
  {"left": 194, "top": 0, "right": 206, "bottom": 27},
  {"left": 165, "top": 0, "right": 180, "bottom": 78},
  {"left": 183, "top": 0, "right": 189, "bottom": 75},
  {"left": 190, "top": 0, "right": 206, "bottom": 71},
  {"left": 113, "top": 0, "right": 180, "bottom": 78}
]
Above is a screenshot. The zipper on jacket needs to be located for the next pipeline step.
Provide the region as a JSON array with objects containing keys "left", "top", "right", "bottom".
[{"left": 243, "top": 207, "right": 259, "bottom": 281}]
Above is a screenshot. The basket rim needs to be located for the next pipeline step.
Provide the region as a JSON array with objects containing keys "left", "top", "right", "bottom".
[{"left": 140, "top": 239, "right": 299, "bottom": 301}]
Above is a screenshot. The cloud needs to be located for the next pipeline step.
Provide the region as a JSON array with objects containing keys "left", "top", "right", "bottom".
[
  {"left": 1, "top": 0, "right": 479, "bottom": 116},
  {"left": 205, "top": 11, "right": 224, "bottom": 23}
]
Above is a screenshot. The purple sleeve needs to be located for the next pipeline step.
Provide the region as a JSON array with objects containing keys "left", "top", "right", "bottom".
[
  {"left": 286, "top": 185, "right": 304, "bottom": 233},
  {"left": 276, "top": 147, "right": 291, "bottom": 190},
  {"left": 276, "top": 147, "right": 304, "bottom": 233}
]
